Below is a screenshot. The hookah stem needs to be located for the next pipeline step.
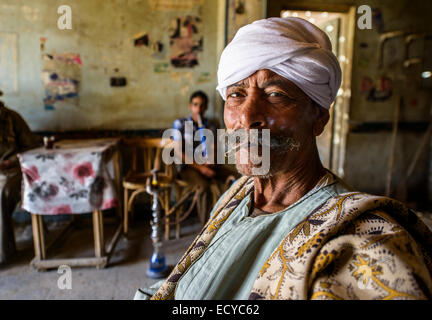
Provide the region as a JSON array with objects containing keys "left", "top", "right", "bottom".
[
  {"left": 145, "top": 168, "right": 169, "bottom": 278},
  {"left": 150, "top": 172, "right": 163, "bottom": 256},
  {"left": 197, "top": 114, "right": 207, "bottom": 157}
]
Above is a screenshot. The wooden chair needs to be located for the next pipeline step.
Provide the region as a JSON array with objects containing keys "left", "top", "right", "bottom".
[{"left": 122, "top": 137, "right": 200, "bottom": 240}]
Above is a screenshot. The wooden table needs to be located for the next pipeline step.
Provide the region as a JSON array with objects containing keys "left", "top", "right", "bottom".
[{"left": 18, "top": 138, "right": 123, "bottom": 270}]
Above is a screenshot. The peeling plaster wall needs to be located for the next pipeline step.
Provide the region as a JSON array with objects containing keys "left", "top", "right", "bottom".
[{"left": 0, "top": 0, "right": 221, "bottom": 131}]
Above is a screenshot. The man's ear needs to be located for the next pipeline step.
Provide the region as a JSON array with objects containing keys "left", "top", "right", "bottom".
[{"left": 312, "top": 102, "right": 330, "bottom": 136}]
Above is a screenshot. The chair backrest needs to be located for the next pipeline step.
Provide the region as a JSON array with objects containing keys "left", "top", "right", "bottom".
[{"left": 123, "top": 137, "right": 174, "bottom": 179}]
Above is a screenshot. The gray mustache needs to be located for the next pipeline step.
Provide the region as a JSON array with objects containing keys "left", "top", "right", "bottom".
[{"left": 223, "top": 131, "right": 300, "bottom": 154}]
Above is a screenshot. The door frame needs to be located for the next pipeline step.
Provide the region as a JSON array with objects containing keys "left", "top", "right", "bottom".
[{"left": 266, "top": 1, "right": 356, "bottom": 177}]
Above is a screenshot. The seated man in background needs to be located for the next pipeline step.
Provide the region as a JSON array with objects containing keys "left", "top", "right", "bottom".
[
  {"left": 172, "top": 90, "right": 236, "bottom": 225},
  {"left": 136, "top": 18, "right": 432, "bottom": 300},
  {"left": 0, "top": 90, "right": 41, "bottom": 265}
]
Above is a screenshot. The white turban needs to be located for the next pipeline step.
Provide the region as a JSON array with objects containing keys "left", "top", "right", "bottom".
[{"left": 216, "top": 17, "right": 342, "bottom": 109}]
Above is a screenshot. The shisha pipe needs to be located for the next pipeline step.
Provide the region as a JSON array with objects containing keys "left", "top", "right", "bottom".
[{"left": 145, "top": 154, "right": 170, "bottom": 279}]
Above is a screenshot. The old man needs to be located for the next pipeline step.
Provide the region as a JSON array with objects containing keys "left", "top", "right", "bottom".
[{"left": 137, "top": 17, "right": 432, "bottom": 300}]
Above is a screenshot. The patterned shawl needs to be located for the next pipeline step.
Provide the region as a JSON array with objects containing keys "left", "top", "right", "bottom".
[{"left": 152, "top": 176, "right": 432, "bottom": 300}]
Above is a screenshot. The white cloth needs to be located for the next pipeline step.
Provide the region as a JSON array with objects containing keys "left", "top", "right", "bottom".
[{"left": 216, "top": 17, "right": 342, "bottom": 109}]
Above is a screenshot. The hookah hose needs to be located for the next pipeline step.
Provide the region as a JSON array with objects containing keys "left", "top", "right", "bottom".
[{"left": 196, "top": 114, "right": 207, "bottom": 157}]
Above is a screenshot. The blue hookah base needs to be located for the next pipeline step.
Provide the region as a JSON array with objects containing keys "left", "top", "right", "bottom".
[{"left": 146, "top": 255, "right": 171, "bottom": 279}]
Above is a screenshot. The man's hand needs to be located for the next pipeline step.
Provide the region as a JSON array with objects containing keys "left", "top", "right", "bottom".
[{"left": 0, "top": 160, "right": 12, "bottom": 171}]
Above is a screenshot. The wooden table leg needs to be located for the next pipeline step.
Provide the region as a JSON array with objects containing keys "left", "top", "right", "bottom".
[
  {"left": 92, "top": 210, "right": 105, "bottom": 260},
  {"left": 113, "top": 149, "right": 122, "bottom": 219},
  {"left": 31, "top": 210, "right": 111, "bottom": 271},
  {"left": 31, "top": 213, "right": 46, "bottom": 260},
  {"left": 123, "top": 188, "right": 129, "bottom": 235}
]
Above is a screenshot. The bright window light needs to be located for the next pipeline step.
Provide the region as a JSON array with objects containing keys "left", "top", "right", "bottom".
[
  {"left": 326, "top": 25, "right": 334, "bottom": 32},
  {"left": 421, "top": 71, "right": 432, "bottom": 79},
  {"left": 281, "top": 11, "right": 290, "bottom": 18}
]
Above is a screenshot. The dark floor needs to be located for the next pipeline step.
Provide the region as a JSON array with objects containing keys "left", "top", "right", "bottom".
[{"left": 0, "top": 211, "right": 202, "bottom": 300}]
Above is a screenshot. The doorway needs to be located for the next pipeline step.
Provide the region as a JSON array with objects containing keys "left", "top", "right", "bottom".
[{"left": 268, "top": 3, "right": 356, "bottom": 177}]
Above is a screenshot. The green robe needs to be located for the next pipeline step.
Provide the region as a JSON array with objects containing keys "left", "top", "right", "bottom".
[{"left": 174, "top": 173, "right": 351, "bottom": 299}]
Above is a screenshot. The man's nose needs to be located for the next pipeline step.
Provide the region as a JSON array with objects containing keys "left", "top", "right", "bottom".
[{"left": 239, "top": 96, "right": 267, "bottom": 129}]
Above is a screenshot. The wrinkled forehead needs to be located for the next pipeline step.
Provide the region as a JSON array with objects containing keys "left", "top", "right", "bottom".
[{"left": 227, "top": 69, "right": 309, "bottom": 98}]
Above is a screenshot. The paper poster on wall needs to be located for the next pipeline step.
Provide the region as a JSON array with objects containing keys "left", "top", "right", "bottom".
[
  {"left": 0, "top": 32, "right": 18, "bottom": 94},
  {"left": 197, "top": 72, "right": 211, "bottom": 83},
  {"left": 151, "top": 41, "right": 165, "bottom": 58},
  {"left": 41, "top": 52, "right": 82, "bottom": 110},
  {"left": 134, "top": 32, "right": 165, "bottom": 59},
  {"left": 134, "top": 32, "right": 149, "bottom": 47},
  {"left": 154, "top": 62, "right": 169, "bottom": 73},
  {"left": 169, "top": 16, "right": 203, "bottom": 68},
  {"left": 361, "top": 75, "right": 393, "bottom": 102},
  {"left": 149, "top": 0, "right": 204, "bottom": 11}
]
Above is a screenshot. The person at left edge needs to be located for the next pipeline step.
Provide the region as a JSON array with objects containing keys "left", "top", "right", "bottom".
[{"left": 0, "top": 90, "right": 41, "bottom": 265}]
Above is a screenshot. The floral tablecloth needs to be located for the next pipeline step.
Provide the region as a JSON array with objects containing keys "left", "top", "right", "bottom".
[{"left": 18, "top": 139, "right": 120, "bottom": 215}]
